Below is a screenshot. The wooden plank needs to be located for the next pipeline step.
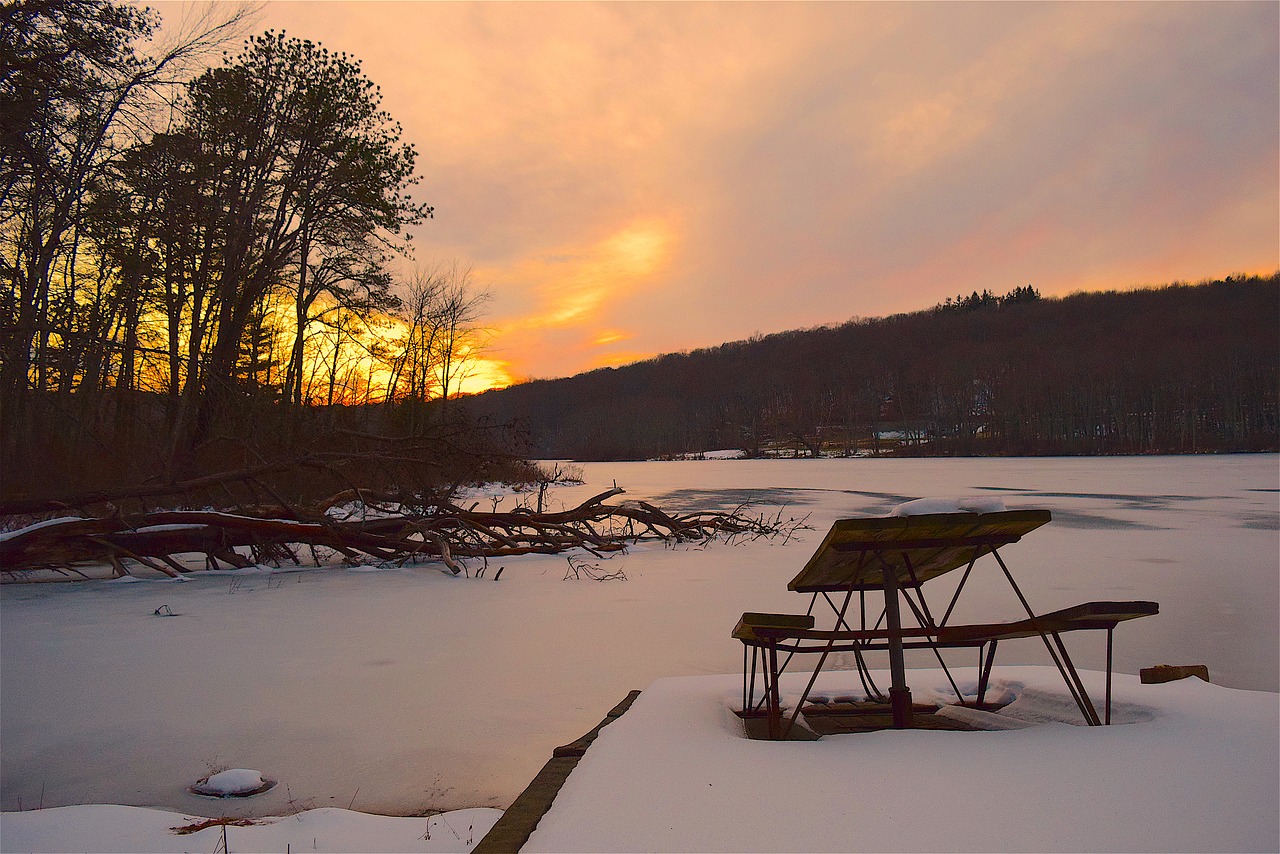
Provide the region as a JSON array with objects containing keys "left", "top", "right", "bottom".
[
  {"left": 787, "top": 510, "right": 1052, "bottom": 592},
  {"left": 1140, "top": 664, "right": 1209, "bottom": 684},
  {"left": 473, "top": 690, "right": 642, "bottom": 853},
  {"left": 735, "top": 625, "right": 938, "bottom": 643},
  {"left": 734, "top": 601, "right": 1157, "bottom": 647},
  {"left": 829, "top": 533, "right": 1023, "bottom": 551},
  {"left": 739, "top": 612, "right": 815, "bottom": 628},
  {"left": 1052, "top": 601, "right": 1160, "bottom": 621},
  {"left": 732, "top": 612, "right": 815, "bottom": 641},
  {"left": 937, "top": 601, "right": 1159, "bottom": 644}
]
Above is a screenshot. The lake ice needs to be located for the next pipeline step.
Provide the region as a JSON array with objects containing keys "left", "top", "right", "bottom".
[{"left": 1, "top": 455, "right": 1276, "bottom": 818}]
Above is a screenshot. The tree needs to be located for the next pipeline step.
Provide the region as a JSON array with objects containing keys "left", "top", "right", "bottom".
[
  {"left": 386, "top": 261, "right": 489, "bottom": 432},
  {"left": 166, "top": 31, "right": 431, "bottom": 473},
  {"left": 463, "top": 276, "right": 1277, "bottom": 459},
  {"left": 0, "top": 0, "right": 249, "bottom": 455},
  {"left": 432, "top": 264, "right": 489, "bottom": 414},
  {"left": 281, "top": 237, "right": 397, "bottom": 408}
]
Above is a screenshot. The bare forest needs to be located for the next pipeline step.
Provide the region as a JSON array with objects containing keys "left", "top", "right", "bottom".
[
  {"left": 463, "top": 275, "right": 1279, "bottom": 460},
  {"left": 2, "top": 2, "right": 499, "bottom": 507}
]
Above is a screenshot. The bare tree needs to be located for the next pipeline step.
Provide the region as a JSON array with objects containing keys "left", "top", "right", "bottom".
[
  {"left": 386, "top": 261, "right": 488, "bottom": 430},
  {"left": 281, "top": 239, "right": 396, "bottom": 407},
  {"left": 0, "top": 0, "right": 253, "bottom": 455}
]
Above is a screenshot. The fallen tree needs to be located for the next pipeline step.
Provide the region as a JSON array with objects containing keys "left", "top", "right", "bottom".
[{"left": 0, "top": 486, "right": 809, "bottom": 580}]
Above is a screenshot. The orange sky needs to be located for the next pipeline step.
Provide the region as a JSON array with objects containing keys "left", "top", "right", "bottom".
[{"left": 153, "top": 1, "right": 1280, "bottom": 391}]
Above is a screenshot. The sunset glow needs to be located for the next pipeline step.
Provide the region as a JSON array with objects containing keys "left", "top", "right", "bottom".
[
  {"left": 451, "top": 353, "right": 517, "bottom": 396},
  {"left": 149, "top": 1, "right": 1279, "bottom": 390}
]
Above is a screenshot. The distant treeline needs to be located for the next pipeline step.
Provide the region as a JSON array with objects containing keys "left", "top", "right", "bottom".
[{"left": 462, "top": 275, "right": 1279, "bottom": 460}]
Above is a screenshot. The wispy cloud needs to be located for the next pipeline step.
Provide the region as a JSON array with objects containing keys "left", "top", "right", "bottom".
[
  {"left": 477, "top": 217, "right": 676, "bottom": 377},
  {"left": 159, "top": 0, "right": 1278, "bottom": 383}
]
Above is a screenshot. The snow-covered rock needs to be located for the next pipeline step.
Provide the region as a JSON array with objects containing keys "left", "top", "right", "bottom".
[{"left": 191, "top": 768, "right": 272, "bottom": 797}]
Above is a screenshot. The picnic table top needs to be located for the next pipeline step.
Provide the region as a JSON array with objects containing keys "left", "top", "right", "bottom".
[{"left": 788, "top": 509, "right": 1052, "bottom": 593}]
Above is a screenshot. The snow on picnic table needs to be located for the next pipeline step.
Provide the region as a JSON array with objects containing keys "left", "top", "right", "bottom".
[{"left": 889, "top": 495, "right": 1007, "bottom": 515}]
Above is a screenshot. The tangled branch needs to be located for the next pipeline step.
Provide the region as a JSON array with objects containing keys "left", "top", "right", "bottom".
[{"left": 0, "top": 484, "right": 810, "bottom": 579}]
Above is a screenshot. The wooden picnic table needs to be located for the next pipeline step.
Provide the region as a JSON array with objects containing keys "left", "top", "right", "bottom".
[{"left": 734, "top": 510, "right": 1158, "bottom": 739}]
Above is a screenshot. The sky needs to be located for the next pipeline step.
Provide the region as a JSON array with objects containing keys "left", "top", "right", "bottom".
[{"left": 152, "top": 1, "right": 1279, "bottom": 390}]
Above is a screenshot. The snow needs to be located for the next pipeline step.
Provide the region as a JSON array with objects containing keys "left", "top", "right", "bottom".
[
  {"left": 934, "top": 702, "right": 1038, "bottom": 730},
  {"left": 192, "top": 767, "right": 268, "bottom": 796},
  {"left": 524, "top": 667, "right": 1279, "bottom": 853},
  {"left": 203, "top": 563, "right": 291, "bottom": 576},
  {"left": 889, "top": 495, "right": 1008, "bottom": 515},
  {"left": 457, "top": 481, "right": 538, "bottom": 498},
  {"left": 1, "top": 456, "right": 1276, "bottom": 851},
  {"left": 656, "top": 449, "right": 746, "bottom": 460},
  {"left": 0, "top": 805, "right": 502, "bottom": 853},
  {"left": 2, "top": 673, "right": 1273, "bottom": 853},
  {"left": 0, "top": 515, "right": 91, "bottom": 541}
]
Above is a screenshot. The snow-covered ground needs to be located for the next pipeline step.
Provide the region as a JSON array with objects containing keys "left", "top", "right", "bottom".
[
  {"left": 527, "top": 667, "right": 1280, "bottom": 853},
  {"left": 1, "top": 456, "right": 1276, "bottom": 851},
  {"left": 0, "top": 805, "right": 502, "bottom": 853}
]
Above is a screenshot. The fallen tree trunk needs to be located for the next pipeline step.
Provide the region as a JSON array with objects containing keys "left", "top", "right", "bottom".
[{"left": 0, "top": 488, "right": 808, "bottom": 578}]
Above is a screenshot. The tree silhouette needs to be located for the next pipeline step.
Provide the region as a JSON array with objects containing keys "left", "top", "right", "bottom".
[{"left": 165, "top": 30, "right": 432, "bottom": 474}]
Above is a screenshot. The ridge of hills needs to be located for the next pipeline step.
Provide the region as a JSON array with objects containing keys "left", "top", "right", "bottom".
[{"left": 462, "top": 274, "right": 1279, "bottom": 460}]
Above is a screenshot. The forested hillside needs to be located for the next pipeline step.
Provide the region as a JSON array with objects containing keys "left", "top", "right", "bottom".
[{"left": 463, "top": 275, "right": 1279, "bottom": 460}]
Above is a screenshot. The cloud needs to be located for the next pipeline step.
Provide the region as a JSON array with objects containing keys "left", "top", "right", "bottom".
[
  {"left": 472, "top": 217, "right": 676, "bottom": 377},
  {"left": 153, "top": 0, "right": 1279, "bottom": 384}
]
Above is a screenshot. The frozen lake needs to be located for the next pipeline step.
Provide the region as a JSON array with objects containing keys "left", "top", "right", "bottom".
[{"left": 2, "top": 455, "right": 1276, "bottom": 817}]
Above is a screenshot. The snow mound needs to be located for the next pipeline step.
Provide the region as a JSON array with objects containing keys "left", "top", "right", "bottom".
[
  {"left": 999, "top": 686, "right": 1155, "bottom": 725},
  {"left": 935, "top": 684, "right": 1156, "bottom": 729},
  {"left": 934, "top": 704, "right": 1038, "bottom": 730},
  {"left": 889, "top": 496, "right": 1007, "bottom": 516},
  {"left": 0, "top": 804, "right": 502, "bottom": 854},
  {"left": 190, "top": 768, "right": 274, "bottom": 797},
  {"left": 525, "top": 668, "right": 1278, "bottom": 854}
]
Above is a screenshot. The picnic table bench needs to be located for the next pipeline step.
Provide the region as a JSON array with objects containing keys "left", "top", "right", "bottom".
[{"left": 734, "top": 510, "right": 1158, "bottom": 739}]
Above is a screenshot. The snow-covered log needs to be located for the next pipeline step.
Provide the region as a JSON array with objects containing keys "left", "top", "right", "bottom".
[{"left": 0, "top": 488, "right": 809, "bottom": 578}]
